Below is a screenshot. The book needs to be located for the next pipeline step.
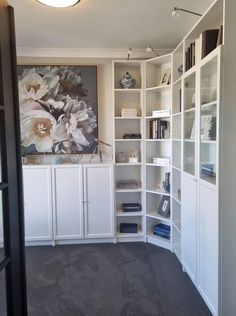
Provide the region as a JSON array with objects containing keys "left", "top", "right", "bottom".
[
  {"left": 217, "top": 25, "right": 223, "bottom": 46},
  {"left": 201, "top": 29, "right": 219, "bottom": 59},
  {"left": 152, "top": 109, "right": 171, "bottom": 118},
  {"left": 120, "top": 223, "right": 138, "bottom": 234},
  {"left": 121, "top": 203, "right": 142, "bottom": 212}
]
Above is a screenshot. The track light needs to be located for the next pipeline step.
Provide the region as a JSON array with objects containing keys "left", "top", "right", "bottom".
[
  {"left": 146, "top": 44, "right": 160, "bottom": 57},
  {"left": 127, "top": 48, "right": 133, "bottom": 60},
  {"left": 172, "top": 7, "right": 202, "bottom": 18},
  {"left": 36, "top": 0, "right": 81, "bottom": 8}
]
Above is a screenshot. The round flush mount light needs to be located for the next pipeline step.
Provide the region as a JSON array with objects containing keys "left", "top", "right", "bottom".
[{"left": 36, "top": 0, "right": 81, "bottom": 8}]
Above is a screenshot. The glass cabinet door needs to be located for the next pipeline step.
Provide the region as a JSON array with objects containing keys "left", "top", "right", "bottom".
[
  {"left": 200, "top": 56, "right": 218, "bottom": 185},
  {"left": 183, "top": 72, "right": 196, "bottom": 176}
]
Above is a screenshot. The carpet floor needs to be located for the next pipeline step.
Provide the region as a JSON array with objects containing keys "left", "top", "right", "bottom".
[{"left": 24, "top": 243, "right": 211, "bottom": 316}]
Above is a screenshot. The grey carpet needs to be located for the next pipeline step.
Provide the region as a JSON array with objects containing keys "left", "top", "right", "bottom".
[{"left": 25, "top": 243, "right": 211, "bottom": 316}]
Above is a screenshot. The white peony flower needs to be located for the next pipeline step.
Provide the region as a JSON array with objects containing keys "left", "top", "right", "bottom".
[
  {"left": 21, "top": 110, "right": 58, "bottom": 153},
  {"left": 19, "top": 72, "right": 49, "bottom": 102},
  {"left": 58, "top": 99, "right": 97, "bottom": 152}
]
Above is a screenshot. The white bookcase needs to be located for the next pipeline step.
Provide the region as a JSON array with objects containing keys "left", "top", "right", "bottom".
[
  {"left": 112, "top": 60, "right": 145, "bottom": 242},
  {"left": 112, "top": 0, "right": 228, "bottom": 314}
]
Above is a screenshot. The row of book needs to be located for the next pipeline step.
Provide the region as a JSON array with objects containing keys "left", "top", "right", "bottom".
[
  {"left": 149, "top": 119, "right": 169, "bottom": 139},
  {"left": 185, "top": 26, "right": 223, "bottom": 72},
  {"left": 153, "top": 223, "right": 170, "bottom": 240}
]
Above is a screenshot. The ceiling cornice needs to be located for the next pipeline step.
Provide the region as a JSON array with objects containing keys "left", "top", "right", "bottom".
[{"left": 16, "top": 47, "right": 174, "bottom": 59}]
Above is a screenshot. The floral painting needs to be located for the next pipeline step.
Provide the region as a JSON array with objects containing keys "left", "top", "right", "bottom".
[{"left": 18, "top": 65, "right": 98, "bottom": 154}]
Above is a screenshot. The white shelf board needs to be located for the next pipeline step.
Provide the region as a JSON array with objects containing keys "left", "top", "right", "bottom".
[
  {"left": 172, "top": 138, "right": 181, "bottom": 142},
  {"left": 146, "top": 188, "right": 170, "bottom": 196},
  {"left": 146, "top": 211, "right": 170, "bottom": 223},
  {"left": 146, "top": 85, "right": 171, "bottom": 92},
  {"left": 172, "top": 195, "right": 181, "bottom": 205},
  {"left": 146, "top": 53, "right": 172, "bottom": 66},
  {"left": 200, "top": 139, "right": 216, "bottom": 144},
  {"left": 116, "top": 187, "right": 143, "bottom": 193},
  {"left": 172, "top": 112, "right": 182, "bottom": 117},
  {"left": 145, "top": 115, "right": 171, "bottom": 119},
  {"left": 173, "top": 77, "right": 182, "bottom": 86},
  {"left": 172, "top": 222, "right": 181, "bottom": 234},
  {"left": 115, "top": 139, "right": 143, "bottom": 142},
  {"left": 146, "top": 163, "right": 170, "bottom": 168},
  {"left": 147, "top": 233, "right": 171, "bottom": 249},
  {"left": 116, "top": 210, "right": 144, "bottom": 217},
  {"left": 115, "top": 162, "right": 142, "bottom": 166},
  {"left": 183, "top": 65, "right": 196, "bottom": 79},
  {"left": 116, "top": 228, "right": 144, "bottom": 238},
  {"left": 146, "top": 139, "right": 171, "bottom": 142},
  {"left": 185, "top": 107, "right": 195, "bottom": 113},
  {"left": 114, "top": 89, "right": 142, "bottom": 93},
  {"left": 172, "top": 165, "right": 182, "bottom": 172},
  {"left": 115, "top": 117, "right": 142, "bottom": 120},
  {"left": 184, "top": 139, "right": 195, "bottom": 143},
  {"left": 201, "top": 101, "right": 217, "bottom": 109}
]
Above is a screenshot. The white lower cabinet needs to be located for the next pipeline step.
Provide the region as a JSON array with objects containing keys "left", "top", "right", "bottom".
[
  {"left": 53, "top": 165, "right": 83, "bottom": 240},
  {"left": 23, "top": 166, "right": 52, "bottom": 242},
  {"left": 198, "top": 183, "right": 218, "bottom": 315},
  {"left": 182, "top": 174, "right": 197, "bottom": 283},
  {"left": 84, "top": 165, "right": 114, "bottom": 238},
  {"left": 23, "top": 164, "right": 114, "bottom": 244},
  {"left": 182, "top": 173, "right": 218, "bottom": 315}
]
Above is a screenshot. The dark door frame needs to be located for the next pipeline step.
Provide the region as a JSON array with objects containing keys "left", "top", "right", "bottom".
[{"left": 0, "top": 1, "right": 27, "bottom": 315}]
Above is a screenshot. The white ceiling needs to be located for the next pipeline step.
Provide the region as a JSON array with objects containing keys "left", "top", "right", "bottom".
[{"left": 9, "top": 0, "right": 214, "bottom": 49}]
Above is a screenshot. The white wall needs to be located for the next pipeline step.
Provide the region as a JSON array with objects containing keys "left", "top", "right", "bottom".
[{"left": 17, "top": 57, "right": 114, "bottom": 159}]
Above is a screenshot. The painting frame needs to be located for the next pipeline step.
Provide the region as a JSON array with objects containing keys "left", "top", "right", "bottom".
[
  {"left": 18, "top": 64, "right": 99, "bottom": 155},
  {"left": 159, "top": 68, "right": 171, "bottom": 86}
]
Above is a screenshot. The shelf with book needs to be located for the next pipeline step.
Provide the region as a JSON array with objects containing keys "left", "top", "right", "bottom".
[
  {"left": 146, "top": 192, "right": 170, "bottom": 221},
  {"left": 173, "top": 41, "right": 184, "bottom": 83},
  {"left": 114, "top": 89, "right": 142, "bottom": 117},
  {"left": 145, "top": 140, "right": 171, "bottom": 164},
  {"left": 146, "top": 217, "right": 171, "bottom": 249}
]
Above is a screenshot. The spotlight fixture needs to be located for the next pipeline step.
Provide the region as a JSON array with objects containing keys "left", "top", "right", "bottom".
[
  {"left": 146, "top": 44, "right": 160, "bottom": 57},
  {"left": 172, "top": 7, "right": 202, "bottom": 18},
  {"left": 127, "top": 48, "right": 133, "bottom": 60},
  {"left": 36, "top": 0, "right": 81, "bottom": 8}
]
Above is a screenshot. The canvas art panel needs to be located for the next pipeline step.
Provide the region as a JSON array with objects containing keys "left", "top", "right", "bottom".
[{"left": 18, "top": 65, "right": 98, "bottom": 154}]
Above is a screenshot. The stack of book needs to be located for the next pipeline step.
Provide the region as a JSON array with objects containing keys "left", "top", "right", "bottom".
[
  {"left": 153, "top": 223, "right": 170, "bottom": 240},
  {"left": 120, "top": 223, "right": 138, "bottom": 234},
  {"left": 149, "top": 119, "right": 169, "bottom": 139},
  {"left": 201, "top": 164, "right": 215, "bottom": 177},
  {"left": 121, "top": 203, "right": 142, "bottom": 213},
  {"left": 152, "top": 109, "right": 171, "bottom": 118},
  {"left": 153, "top": 157, "right": 170, "bottom": 166},
  {"left": 121, "top": 108, "right": 137, "bottom": 118},
  {"left": 185, "top": 26, "right": 223, "bottom": 72}
]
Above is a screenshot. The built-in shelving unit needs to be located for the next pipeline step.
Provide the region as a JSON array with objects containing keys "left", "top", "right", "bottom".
[
  {"left": 113, "top": 60, "right": 145, "bottom": 241},
  {"left": 112, "top": 1, "right": 224, "bottom": 312}
]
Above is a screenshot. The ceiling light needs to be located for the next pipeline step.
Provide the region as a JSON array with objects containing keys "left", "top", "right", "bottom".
[
  {"left": 146, "top": 44, "right": 159, "bottom": 57},
  {"left": 36, "top": 0, "right": 81, "bottom": 8},
  {"left": 172, "top": 7, "right": 202, "bottom": 17}
]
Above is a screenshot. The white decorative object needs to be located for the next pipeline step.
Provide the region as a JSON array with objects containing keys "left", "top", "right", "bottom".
[
  {"left": 129, "top": 150, "right": 138, "bottom": 163},
  {"left": 201, "top": 115, "right": 212, "bottom": 140}
]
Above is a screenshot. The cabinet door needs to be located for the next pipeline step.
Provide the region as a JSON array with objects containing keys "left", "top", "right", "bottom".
[
  {"left": 198, "top": 183, "right": 218, "bottom": 315},
  {"left": 84, "top": 165, "right": 114, "bottom": 238},
  {"left": 182, "top": 174, "right": 197, "bottom": 283},
  {"left": 53, "top": 166, "right": 83, "bottom": 239},
  {"left": 23, "top": 167, "right": 52, "bottom": 241}
]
